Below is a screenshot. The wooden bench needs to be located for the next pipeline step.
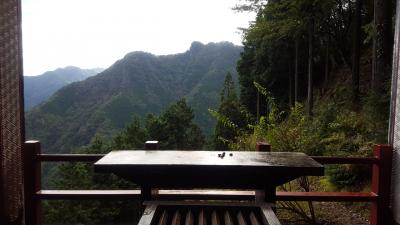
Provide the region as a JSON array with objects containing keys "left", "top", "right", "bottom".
[
  {"left": 139, "top": 201, "right": 281, "bottom": 225},
  {"left": 94, "top": 150, "right": 324, "bottom": 225}
]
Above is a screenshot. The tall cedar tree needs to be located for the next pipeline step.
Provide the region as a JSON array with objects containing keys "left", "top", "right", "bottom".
[
  {"left": 237, "top": 0, "right": 334, "bottom": 116},
  {"left": 372, "top": 0, "right": 393, "bottom": 92},
  {"left": 352, "top": 0, "right": 363, "bottom": 104},
  {"left": 214, "top": 73, "right": 247, "bottom": 150}
]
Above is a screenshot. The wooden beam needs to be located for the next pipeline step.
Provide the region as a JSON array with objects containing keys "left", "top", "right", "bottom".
[
  {"left": 37, "top": 154, "right": 104, "bottom": 162},
  {"left": 24, "top": 141, "right": 42, "bottom": 225},
  {"left": 276, "top": 191, "right": 378, "bottom": 202},
  {"left": 36, "top": 189, "right": 379, "bottom": 202},
  {"left": 36, "top": 190, "right": 140, "bottom": 200},
  {"left": 312, "top": 156, "right": 378, "bottom": 164}
]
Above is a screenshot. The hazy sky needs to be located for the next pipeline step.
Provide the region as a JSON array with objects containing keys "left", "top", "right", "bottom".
[{"left": 22, "top": 0, "right": 255, "bottom": 76}]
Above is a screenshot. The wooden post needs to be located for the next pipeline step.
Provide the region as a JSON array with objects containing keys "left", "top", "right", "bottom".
[
  {"left": 256, "top": 142, "right": 271, "bottom": 152},
  {"left": 144, "top": 141, "right": 159, "bottom": 150},
  {"left": 23, "top": 141, "right": 42, "bottom": 225},
  {"left": 256, "top": 142, "right": 273, "bottom": 206},
  {"left": 256, "top": 143, "right": 272, "bottom": 201},
  {"left": 370, "top": 144, "right": 392, "bottom": 225},
  {"left": 142, "top": 141, "right": 159, "bottom": 201}
]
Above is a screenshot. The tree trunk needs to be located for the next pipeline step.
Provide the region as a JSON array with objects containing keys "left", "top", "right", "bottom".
[
  {"left": 352, "top": 0, "right": 362, "bottom": 103},
  {"left": 325, "top": 37, "right": 330, "bottom": 89},
  {"left": 295, "top": 38, "right": 299, "bottom": 103},
  {"left": 307, "top": 21, "right": 314, "bottom": 116},
  {"left": 256, "top": 91, "right": 260, "bottom": 121},
  {"left": 289, "top": 57, "right": 293, "bottom": 107},
  {"left": 372, "top": 0, "right": 393, "bottom": 92}
]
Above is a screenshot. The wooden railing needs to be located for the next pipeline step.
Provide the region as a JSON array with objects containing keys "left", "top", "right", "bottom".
[{"left": 23, "top": 141, "right": 393, "bottom": 225}]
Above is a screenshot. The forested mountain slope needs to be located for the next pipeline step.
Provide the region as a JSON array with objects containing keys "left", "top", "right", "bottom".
[
  {"left": 24, "top": 66, "right": 102, "bottom": 110},
  {"left": 26, "top": 42, "right": 241, "bottom": 153}
]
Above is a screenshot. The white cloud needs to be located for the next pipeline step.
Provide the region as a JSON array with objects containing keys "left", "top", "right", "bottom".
[{"left": 22, "top": 0, "right": 255, "bottom": 75}]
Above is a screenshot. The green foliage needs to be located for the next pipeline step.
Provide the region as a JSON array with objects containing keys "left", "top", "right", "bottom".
[
  {"left": 264, "top": 103, "right": 322, "bottom": 155},
  {"left": 45, "top": 99, "right": 205, "bottom": 225},
  {"left": 211, "top": 73, "right": 250, "bottom": 150},
  {"left": 233, "top": 86, "right": 387, "bottom": 189},
  {"left": 45, "top": 138, "right": 140, "bottom": 225},
  {"left": 147, "top": 98, "right": 206, "bottom": 150},
  {"left": 113, "top": 116, "right": 148, "bottom": 149}
]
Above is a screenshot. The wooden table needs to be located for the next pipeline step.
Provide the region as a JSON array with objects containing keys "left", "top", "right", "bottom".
[{"left": 94, "top": 150, "right": 324, "bottom": 202}]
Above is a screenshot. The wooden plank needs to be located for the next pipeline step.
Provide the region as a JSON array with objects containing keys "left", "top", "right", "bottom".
[
  {"left": 36, "top": 190, "right": 378, "bottom": 203},
  {"left": 38, "top": 154, "right": 104, "bottom": 162},
  {"left": 145, "top": 200, "right": 260, "bottom": 207},
  {"left": 138, "top": 204, "right": 157, "bottom": 225},
  {"left": 260, "top": 205, "right": 281, "bottom": 225},
  {"left": 158, "top": 210, "right": 169, "bottom": 225},
  {"left": 36, "top": 190, "right": 140, "bottom": 200},
  {"left": 311, "top": 156, "right": 378, "bottom": 165},
  {"left": 211, "top": 210, "right": 220, "bottom": 225},
  {"left": 249, "top": 212, "right": 260, "bottom": 225},
  {"left": 224, "top": 211, "right": 233, "bottom": 225},
  {"left": 276, "top": 191, "right": 378, "bottom": 202},
  {"left": 198, "top": 210, "right": 206, "bottom": 225},
  {"left": 237, "top": 211, "right": 247, "bottom": 225},
  {"left": 171, "top": 210, "right": 181, "bottom": 225},
  {"left": 36, "top": 153, "right": 378, "bottom": 165},
  {"left": 158, "top": 190, "right": 255, "bottom": 201},
  {"left": 185, "top": 210, "right": 194, "bottom": 225}
]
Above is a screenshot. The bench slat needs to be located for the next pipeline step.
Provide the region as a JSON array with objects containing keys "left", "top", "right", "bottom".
[
  {"left": 158, "top": 210, "right": 168, "bottom": 225},
  {"left": 212, "top": 210, "right": 220, "bottom": 225},
  {"left": 249, "top": 212, "right": 260, "bottom": 225},
  {"left": 185, "top": 210, "right": 193, "bottom": 225},
  {"left": 199, "top": 210, "right": 206, "bottom": 225},
  {"left": 260, "top": 205, "right": 281, "bottom": 225},
  {"left": 224, "top": 211, "right": 233, "bottom": 225},
  {"left": 237, "top": 211, "right": 247, "bottom": 225}
]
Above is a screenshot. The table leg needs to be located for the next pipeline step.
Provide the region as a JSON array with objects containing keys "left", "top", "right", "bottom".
[
  {"left": 255, "top": 187, "right": 276, "bottom": 203},
  {"left": 141, "top": 185, "right": 152, "bottom": 202},
  {"left": 264, "top": 186, "right": 276, "bottom": 203},
  {"left": 256, "top": 187, "right": 277, "bottom": 212}
]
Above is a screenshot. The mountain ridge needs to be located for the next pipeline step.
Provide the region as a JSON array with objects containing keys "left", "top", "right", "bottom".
[
  {"left": 24, "top": 66, "right": 103, "bottom": 110},
  {"left": 26, "top": 41, "right": 242, "bottom": 153}
]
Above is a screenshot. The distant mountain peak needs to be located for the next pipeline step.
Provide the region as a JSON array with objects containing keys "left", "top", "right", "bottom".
[
  {"left": 124, "top": 51, "right": 154, "bottom": 58},
  {"left": 190, "top": 41, "right": 205, "bottom": 52}
]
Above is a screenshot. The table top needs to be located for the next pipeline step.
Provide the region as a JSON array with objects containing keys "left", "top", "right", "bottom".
[{"left": 94, "top": 150, "right": 324, "bottom": 189}]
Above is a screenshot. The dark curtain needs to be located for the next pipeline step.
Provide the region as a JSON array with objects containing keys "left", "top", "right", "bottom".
[{"left": 0, "top": 0, "right": 25, "bottom": 225}]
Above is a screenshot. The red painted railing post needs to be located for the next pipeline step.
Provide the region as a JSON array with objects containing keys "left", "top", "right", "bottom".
[
  {"left": 23, "top": 141, "right": 42, "bottom": 225},
  {"left": 256, "top": 142, "right": 271, "bottom": 152},
  {"left": 370, "top": 144, "right": 393, "bottom": 225}
]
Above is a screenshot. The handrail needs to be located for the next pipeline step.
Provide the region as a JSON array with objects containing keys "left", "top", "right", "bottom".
[
  {"left": 37, "top": 154, "right": 104, "bottom": 162},
  {"left": 24, "top": 141, "right": 393, "bottom": 225},
  {"left": 35, "top": 189, "right": 378, "bottom": 202},
  {"left": 312, "top": 156, "right": 379, "bottom": 164},
  {"left": 36, "top": 153, "right": 379, "bottom": 164}
]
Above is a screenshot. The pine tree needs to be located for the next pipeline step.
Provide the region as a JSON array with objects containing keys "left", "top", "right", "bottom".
[{"left": 214, "top": 73, "right": 247, "bottom": 150}]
